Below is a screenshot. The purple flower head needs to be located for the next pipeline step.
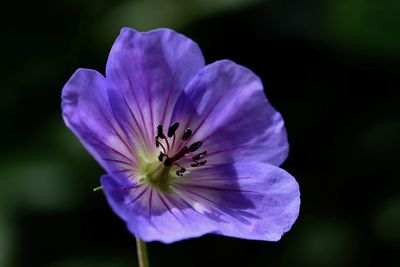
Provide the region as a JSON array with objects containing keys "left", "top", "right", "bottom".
[{"left": 62, "top": 27, "right": 300, "bottom": 244}]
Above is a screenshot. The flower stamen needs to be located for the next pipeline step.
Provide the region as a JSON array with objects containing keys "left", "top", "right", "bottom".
[
  {"left": 191, "top": 160, "right": 207, "bottom": 167},
  {"left": 155, "top": 137, "right": 167, "bottom": 154},
  {"left": 193, "top": 151, "right": 207, "bottom": 160},
  {"left": 157, "top": 124, "right": 171, "bottom": 152},
  {"left": 155, "top": 123, "right": 208, "bottom": 176},
  {"left": 176, "top": 168, "right": 186, "bottom": 176},
  {"left": 169, "top": 122, "right": 179, "bottom": 148},
  {"left": 168, "top": 122, "right": 179, "bottom": 137},
  {"left": 182, "top": 128, "right": 192, "bottom": 140},
  {"left": 157, "top": 125, "right": 166, "bottom": 139},
  {"left": 158, "top": 152, "right": 165, "bottom": 162},
  {"left": 188, "top": 141, "right": 203, "bottom": 152},
  {"left": 173, "top": 163, "right": 186, "bottom": 176}
]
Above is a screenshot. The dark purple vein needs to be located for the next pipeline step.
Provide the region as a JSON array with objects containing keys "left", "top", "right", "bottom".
[{"left": 127, "top": 186, "right": 149, "bottom": 207}]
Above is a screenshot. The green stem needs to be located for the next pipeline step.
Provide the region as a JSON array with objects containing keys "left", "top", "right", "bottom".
[{"left": 136, "top": 236, "right": 150, "bottom": 267}]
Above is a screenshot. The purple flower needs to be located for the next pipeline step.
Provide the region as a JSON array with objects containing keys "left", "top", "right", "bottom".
[{"left": 62, "top": 27, "right": 300, "bottom": 244}]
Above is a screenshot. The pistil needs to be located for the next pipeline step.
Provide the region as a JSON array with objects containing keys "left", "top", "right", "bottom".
[{"left": 164, "top": 146, "right": 189, "bottom": 166}]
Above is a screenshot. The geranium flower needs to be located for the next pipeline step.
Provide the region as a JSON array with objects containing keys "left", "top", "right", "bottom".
[{"left": 62, "top": 27, "right": 300, "bottom": 244}]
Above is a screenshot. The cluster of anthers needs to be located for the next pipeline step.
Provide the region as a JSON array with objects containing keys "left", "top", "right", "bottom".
[{"left": 155, "top": 122, "right": 208, "bottom": 177}]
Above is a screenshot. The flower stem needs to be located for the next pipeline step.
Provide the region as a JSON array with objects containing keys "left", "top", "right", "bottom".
[{"left": 136, "top": 236, "right": 150, "bottom": 267}]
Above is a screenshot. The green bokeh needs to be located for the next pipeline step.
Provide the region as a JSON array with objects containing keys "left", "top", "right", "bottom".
[{"left": 1, "top": 0, "right": 399, "bottom": 266}]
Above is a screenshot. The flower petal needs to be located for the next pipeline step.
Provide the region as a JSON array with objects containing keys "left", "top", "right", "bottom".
[
  {"left": 101, "top": 162, "right": 299, "bottom": 243},
  {"left": 101, "top": 174, "right": 219, "bottom": 244},
  {"left": 176, "top": 162, "right": 300, "bottom": 241},
  {"left": 172, "top": 60, "right": 288, "bottom": 166},
  {"left": 106, "top": 27, "right": 205, "bottom": 143},
  {"left": 61, "top": 69, "right": 136, "bottom": 173}
]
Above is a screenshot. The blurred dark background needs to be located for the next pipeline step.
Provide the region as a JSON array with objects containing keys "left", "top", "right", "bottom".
[{"left": 1, "top": 0, "right": 399, "bottom": 266}]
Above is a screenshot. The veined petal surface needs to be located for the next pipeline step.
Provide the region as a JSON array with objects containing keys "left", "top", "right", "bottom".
[
  {"left": 62, "top": 69, "right": 137, "bottom": 173},
  {"left": 106, "top": 28, "right": 206, "bottom": 145},
  {"left": 171, "top": 60, "right": 289, "bottom": 166},
  {"left": 101, "top": 174, "right": 219, "bottom": 243},
  {"left": 101, "top": 162, "right": 299, "bottom": 243}
]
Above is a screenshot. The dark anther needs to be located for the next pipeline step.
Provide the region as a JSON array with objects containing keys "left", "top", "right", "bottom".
[
  {"left": 193, "top": 151, "right": 207, "bottom": 161},
  {"left": 189, "top": 141, "right": 203, "bottom": 152},
  {"left": 190, "top": 160, "right": 207, "bottom": 167},
  {"left": 176, "top": 167, "right": 186, "bottom": 176},
  {"left": 182, "top": 128, "right": 192, "bottom": 140},
  {"left": 157, "top": 124, "right": 165, "bottom": 139},
  {"left": 164, "top": 158, "right": 173, "bottom": 166},
  {"left": 155, "top": 136, "right": 159, "bottom": 147},
  {"left": 168, "top": 122, "right": 179, "bottom": 137},
  {"left": 158, "top": 152, "right": 164, "bottom": 162}
]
